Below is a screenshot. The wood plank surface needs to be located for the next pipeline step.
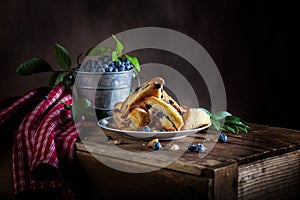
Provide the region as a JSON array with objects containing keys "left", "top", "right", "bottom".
[
  {"left": 75, "top": 151, "right": 214, "bottom": 199},
  {"left": 76, "top": 123, "right": 300, "bottom": 170},
  {"left": 238, "top": 149, "right": 300, "bottom": 200},
  {"left": 75, "top": 122, "right": 300, "bottom": 199}
]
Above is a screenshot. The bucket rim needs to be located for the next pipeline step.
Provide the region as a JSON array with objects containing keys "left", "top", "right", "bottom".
[{"left": 72, "top": 68, "right": 133, "bottom": 75}]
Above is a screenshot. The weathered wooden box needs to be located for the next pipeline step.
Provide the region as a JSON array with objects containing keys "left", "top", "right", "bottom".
[{"left": 75, "top": 124, "right": 300, "bottom": 199}]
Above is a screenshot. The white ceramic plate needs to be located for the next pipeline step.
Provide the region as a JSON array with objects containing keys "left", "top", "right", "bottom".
[{"left": 98, "top": 116, "right": 210, "bottom": 140}]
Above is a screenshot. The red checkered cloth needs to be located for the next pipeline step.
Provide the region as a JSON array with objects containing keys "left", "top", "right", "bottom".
[
  {"left": 0, "top": 87, "right": 50, "bottom": 126},
  {"left": 0, "top": 83, "right": 79, "bottom": 199}
]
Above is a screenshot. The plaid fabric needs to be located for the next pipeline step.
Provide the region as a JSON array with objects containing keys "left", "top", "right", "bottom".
[
  {"left": 10, "top": 83, "right": 79, "bottom": 199},
  {"left": 0, "top": 87, "right": 50, "bottom": 126}
]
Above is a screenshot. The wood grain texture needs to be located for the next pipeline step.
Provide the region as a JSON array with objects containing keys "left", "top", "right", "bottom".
[
  {"left": 238, "top": 150, "right": 300, "bottom": 200},
  {"left": 75, "top": 151, "right": 213, "bottom": 199},
  {"left": 75, "top": 122, "right": 300, "bottom": 199}
]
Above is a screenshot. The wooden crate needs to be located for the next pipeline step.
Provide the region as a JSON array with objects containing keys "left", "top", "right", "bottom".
[{"left": 75, "top": 123, "right": 300, "bottom": 199}]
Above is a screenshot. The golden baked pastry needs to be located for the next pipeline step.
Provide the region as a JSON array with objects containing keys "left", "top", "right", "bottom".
[
  {"left": 144, "top": 96, "right": 184, "bottom": 131},
  {"left": 112, "top": 76, "right": 210, "bottom": 132},
  {"left": 120, "top": 77, "right": 165, "bottom": 115},
  {"left": 118, "top": 107, "right": 150, "bottom": 130},
  {"left": 181, "top": 108, "right": 211, "bottom": 130},
  {"left": 112, "top": 102, "right": 123, "bottom": 124},
  {"left": 161, "top": 90, "right": 183, "bottom": 114}
]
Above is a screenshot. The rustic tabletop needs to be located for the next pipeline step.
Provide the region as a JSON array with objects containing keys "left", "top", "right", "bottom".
[{"left": 75, "top": 122, "right": 300, "bottom": 200}]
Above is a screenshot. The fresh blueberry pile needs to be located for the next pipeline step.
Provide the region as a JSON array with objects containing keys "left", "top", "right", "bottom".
[
  {"left": 218, "top": 133, "right": 228, "bottom": 143},
  {"left": 188, "top": 143, "right": 205, "bottom": 153},
  {"left": 78, "top": 55, "right": 133, "bottom": 72}
]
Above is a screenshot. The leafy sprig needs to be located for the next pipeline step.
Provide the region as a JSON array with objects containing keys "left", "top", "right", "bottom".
[
  {"left": 16, "top": 43, "right": 74, "bottom": 88},
  {"left": 16, "top": 35, "right": 138, "bottom": 121},
  {"left": 199, "top": 108, "right": 250, "bottom": 134},
  {"left": 16, "top": 35, "right": 141, "bottom": 87},
  {"left": 110, "top": 34, "right": 140, "bottom": 76}
]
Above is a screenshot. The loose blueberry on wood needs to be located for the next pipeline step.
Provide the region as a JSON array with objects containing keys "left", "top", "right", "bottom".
[
  {"left": 218, "top": 133, "right": 228, "bottom": 143},
  {"left": 152, "top": 142, "right": 162, "bottom": 151},
  {"left": 196, "top": 144, "right": 205, "bottom": 153},
  {"left": 188, "top": 144, "right": 197, "bottom": 152},
  {"left": 106, "top": 135, "right": 113, "bottom": 141}
]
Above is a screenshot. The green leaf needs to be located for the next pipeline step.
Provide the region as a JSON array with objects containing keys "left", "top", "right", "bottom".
[
  {"left": 48, "top": 72, "right": 65, "bottom": 87},
  {"left": 198, "top": 107, "right": 212, "bottom": 117},
  {"left": 237, "top": 125, "right": 248, "bottom": 133},
  {"left": 95, "top": 109, "right": 109, "bottom": 120},
  {"left": 73, "top": 98, "right": 91, "bottom": 109},
  {"left": 225, "top": 116, "right": 249, "bottom": 128},
  {"left": 223, "top": 124, "right": 239, "bottom": 134},
  {"left": 16, "top": 58, "right": 53, "bottom": 75},
  {"left": 72, "top": 98, "right": 93, "bottom": 121},
  {"left": 125, "top": 54, "right": 140, "bottom": 73},
  {"left": 211, "top": 116, "right": 221, "bottom": 131},
  {"left": 112, "top": 51, "right": 118, "bottom": 61},
  {"left": 112, "top": 34, "right": 124, "bottom": 57},
  {"left": 54, "top": 43, "right": 71, "bottom": 71},
  {"left": 213, "top": 111, "right": 232, "bottom": 120},
  {"left": 85, "top": 45, "right": 112, "bottom": 56}
]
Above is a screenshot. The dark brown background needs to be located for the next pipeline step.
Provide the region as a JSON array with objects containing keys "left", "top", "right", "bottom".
[{"left": 0, "top": 0, "right": 296, "bottom": 129}]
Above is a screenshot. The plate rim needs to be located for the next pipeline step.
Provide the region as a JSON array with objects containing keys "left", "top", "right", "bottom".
[{"left": 97, "top": 116, "right": 211, "bottom": 139}]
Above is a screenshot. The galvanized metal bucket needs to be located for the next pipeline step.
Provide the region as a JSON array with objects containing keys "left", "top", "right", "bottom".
[{"left": 73, "top": 69, "right": 136, "bottom": 115}]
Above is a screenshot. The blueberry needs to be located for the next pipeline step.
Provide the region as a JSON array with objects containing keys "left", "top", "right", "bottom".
[
  {"left": 188, "top": 144, "right": 197, "bottom": 152},
  {"left": 152, "top": 142, "right": 162, "bottom": 151},
  {"left": 196, "top": 144, "right": 205, "bottom": 153},
  {"left": 143, "top": 126, "right": 151, "bottom": 132},
  {"left": 118, "top": 66, "right": 125, "bottom": 71},
  {"left": 105, "top": 67, "right": 114, "bottom": 72},
  {"left": 218, "top": 133, "right": 228, "bottom": 143},
  {"left": 103, "top": 64, "right": 109, "bottom": 69},
  {"left": 109, "top": 62, "right": 115, "bottom": 67},
  {"left": 125, "top": 63, "right": 130, "bottom": 69},
  {"left": 188, "top": 143, "right": 205, "bottom": 153},
  {"left": 86, "top": 65, "right": 91, "bottom": 72},
  {"left": 112, "top": 68, "right": 118, "bottom": 72},
  {"left": 106, "top": 136, "right": 113, "bottom": 141},
  {"left": 124, "top": 59, "right": 130, "bottom": 65},
  {"left": 116, "top": 60, "right": 122, "bottom": 66}
]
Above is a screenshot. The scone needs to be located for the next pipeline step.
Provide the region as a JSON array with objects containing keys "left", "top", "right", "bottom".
[
  {"left": 161, "top": 90, "right": 183, "bottom": 114},
  {"left": 181, "top": 108, "right": 211, "bottom": 130},
  {"left": 118, "top": 107, "right": 150, "bottom": 130},
  {"left": 112, "top": 102, "right": 123, "bottom": 124},
  {"left": 120, "top": 77, "right": 165, "bottom": 114},
  {"left": 144, "top": 96, "right": 184, "bottom": 131}
]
